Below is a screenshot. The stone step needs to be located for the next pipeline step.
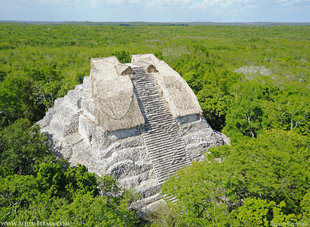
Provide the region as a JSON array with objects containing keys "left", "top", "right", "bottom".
[
  {"left": 147, "top": 128, "right": 178, "bottom": 135},
  {"left": 148, "top": 149, "right": 186, "bottom": 159},
  {"left": 147, "top": 123, "right": 177, "bottom": 131},
  {"left": 138, "top": 102, "right": 165, "bottom": 109},
  {"left": 148, "top": 151, "right": 186, "bottom": 162},
  {"left": 152, "top": 154, "right": 186, "bottom": 164},
  {"left": 135, "top": 87, "right": 158, "bottom": 93},
  {"left": 137, "top": 89, "right": 157, "bottom": 93},
  {"left": 148, "top": 151, "right": 187, "bottom": 165},
  {"left": 147, "top": 114, "right": 175, "bottom": 120},
  {"left": 148, "top": 117, "right": 173, "bottom": 123},
  {"left": 146, "top": 138, "right": 183, "bottom": 147},
  {"left": 148, "top": 116, "right": 173, "bottom": 123},
  {"left": 155, "top": 165, "right": 187, "bottom": 178},
  {"left": 144, "top": 133, "right": 179, "bottom": 142},
  {"left": 134, "top": 83, "right": 155, "bottom": 88},
  {"left": 150, "top": 153, "right": 186, "bottom": 163},
  {"left": 141, "top": 101, "right": 166, "bottom": 108},
  {"left": 145, "top": 107, "right": 170, "bottom": 113},
  {"left": 148, "top": 123, "right": 178, "bottom": 130},
  {"left": 148, "top": 147, "right": 185, "bottom": 156},
  {"left": 151, "top": 152, "right": 187, "bottom": 163},
  {"left": 144, "top": 136, "right": 176, "bottom": 145},
  {"left": 146, "top": 142, "right": 184, "bottom": 151},
  {"left": 147, "top": 112, "right": 173, "bottom": 119},
  {"left": 153, "top": 159, "right": 187, "bottom": 171},
  {"left": 144, "top": 128, "right": 175, "bottom": 135},
  {"left": 135, "top": 83, "right": 154, "bottom": 87},
  {"left": 133, "top": 76, "right": 152, "bottom": 81},
  {"left": 144, "top": 128, "right": 176, "bottom": 134},
  {"left": 142, "top": 103, "right": 167, "bottom": 109},
  {"left": 148, "top": 151, "right": 186, "bottom": 160},
  {"left": 154, "top": 156, "right": 186, "bottom": 170},
  {"left": 145, "top": 137, "right": 179, "bottom": 145},
  {"left": 155, "top": 170, "right": 184, "bottom": 182},
  {"left": 156, "top": 167, "right": 182, "bottom": 181},
  {"left": 148, "top": 122, "right": 178, "bottom": 129},
  {"left": 148, "top": 139, "right": 179, "bottom": 147},
  {"left": 144, "top": 110, "right": 170, "bottom": 117},
  {"left": 145, "top": 129, "right": 179, "bottom": 136},
  {"left": 147, "top": 125, "right": 179, "bottom": 132},
  {"left": 152, "top": 127, "right": 180, "bottom": 133}
]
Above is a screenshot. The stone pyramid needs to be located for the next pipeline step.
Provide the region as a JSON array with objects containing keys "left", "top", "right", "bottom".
[{"left": 38, "top": 54, "right": 229, "bottom": 213}]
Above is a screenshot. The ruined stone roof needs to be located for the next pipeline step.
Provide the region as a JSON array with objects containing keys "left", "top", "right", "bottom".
[{"left": 91, "top": 57, "right": 144, "bottom": 132}]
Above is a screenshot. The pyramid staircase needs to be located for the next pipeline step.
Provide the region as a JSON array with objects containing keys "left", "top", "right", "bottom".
[{"left": 131, "top": 67, "right": 190, "bottom": 184}]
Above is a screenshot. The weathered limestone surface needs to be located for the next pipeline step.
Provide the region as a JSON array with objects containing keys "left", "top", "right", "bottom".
[
  {"left": 91, "top": 57, "right": 144, "bottom": 132},
  {"left": 38, "top": 54, "right": 229, "bottom": 212}
]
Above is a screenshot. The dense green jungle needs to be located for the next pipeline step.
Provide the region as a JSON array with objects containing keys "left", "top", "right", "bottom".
[{"left": 0, "top": 23, "right": 309, "bottom": 226}]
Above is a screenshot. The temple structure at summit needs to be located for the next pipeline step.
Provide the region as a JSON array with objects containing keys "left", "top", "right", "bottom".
[{"left": 38, "top": 54, "right": 229, "bottom": 213}]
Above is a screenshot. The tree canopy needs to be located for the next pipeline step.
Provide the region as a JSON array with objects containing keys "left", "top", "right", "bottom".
[
  {"left": 159, "top": 130, "right": 310, "bottom": 226},
  {"left": 0, "top": 23, "right": 309, "bottom": 225}
]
